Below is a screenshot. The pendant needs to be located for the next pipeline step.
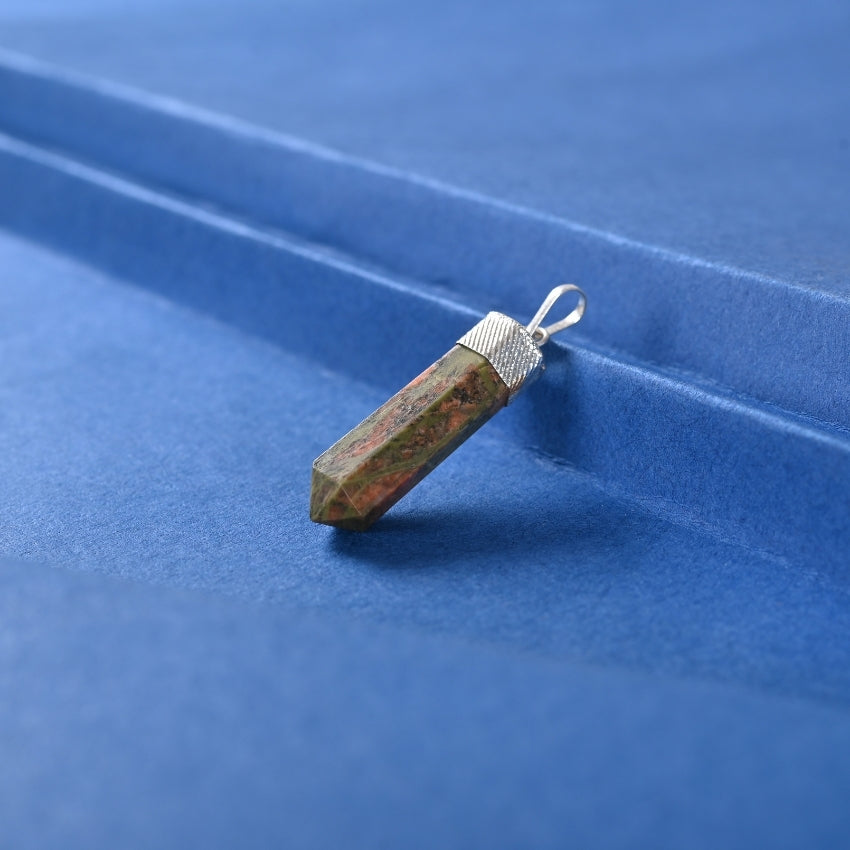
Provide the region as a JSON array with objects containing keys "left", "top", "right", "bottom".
[{"left": 310, "top": 285, "right": 587, "bottom": 531}]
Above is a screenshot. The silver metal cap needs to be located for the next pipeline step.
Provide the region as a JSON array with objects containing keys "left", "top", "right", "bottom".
[{"left": 457, "top": 312, "right": 543, "bottom": 402}]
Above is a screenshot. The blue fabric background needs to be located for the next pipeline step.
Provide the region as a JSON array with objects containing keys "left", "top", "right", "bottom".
[{"left": 0, "top": 1, "right": 848, "bottom": 847}]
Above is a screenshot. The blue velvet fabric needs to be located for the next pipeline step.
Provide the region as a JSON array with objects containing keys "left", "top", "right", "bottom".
[{"left": 0, "top": 1, "right": 848, "bottom": 847}]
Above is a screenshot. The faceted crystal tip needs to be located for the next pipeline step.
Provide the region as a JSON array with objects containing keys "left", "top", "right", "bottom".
[{"left": 309, "top": 465, "right": 378, "bottom": 532}]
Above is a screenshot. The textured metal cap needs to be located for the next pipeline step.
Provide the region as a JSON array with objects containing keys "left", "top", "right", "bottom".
[{"left": 457, "top": 312, "right": 543, "bottom": 401}]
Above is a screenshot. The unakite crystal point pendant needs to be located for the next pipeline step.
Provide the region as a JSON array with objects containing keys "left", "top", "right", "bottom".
[{"left": 310, "top": 285, "right": 587, "bottom": 531}]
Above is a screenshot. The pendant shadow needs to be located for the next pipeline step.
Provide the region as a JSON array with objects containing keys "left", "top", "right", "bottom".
[{"left": 328, "top": 487, "right": 647, "bottom": 572}]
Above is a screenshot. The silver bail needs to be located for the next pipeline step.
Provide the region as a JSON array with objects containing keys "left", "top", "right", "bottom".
[
  {"left": 457, "top": 284, "right": 587, "bottom": 403},
  {"left": 526, "top": 284, "right": 587, "bottom": 347}
]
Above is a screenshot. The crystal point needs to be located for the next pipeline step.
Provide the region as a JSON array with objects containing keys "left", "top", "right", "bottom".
[{"left": 310, "top": 345, "right": 508, "bottom": 531}]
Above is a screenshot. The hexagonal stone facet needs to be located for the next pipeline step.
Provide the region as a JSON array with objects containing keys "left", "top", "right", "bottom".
[{"left": 310, "top": 345, "right": 508, "bottom": 531}]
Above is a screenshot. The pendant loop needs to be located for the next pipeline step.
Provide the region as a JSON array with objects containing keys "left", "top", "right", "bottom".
[{"left": 526, "top": 284, "right": 587, "bottom": 346}]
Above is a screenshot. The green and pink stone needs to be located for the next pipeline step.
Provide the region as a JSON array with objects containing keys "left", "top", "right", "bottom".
[{"left": 310, "top": 287, "right": 586, "bottom": 531}]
